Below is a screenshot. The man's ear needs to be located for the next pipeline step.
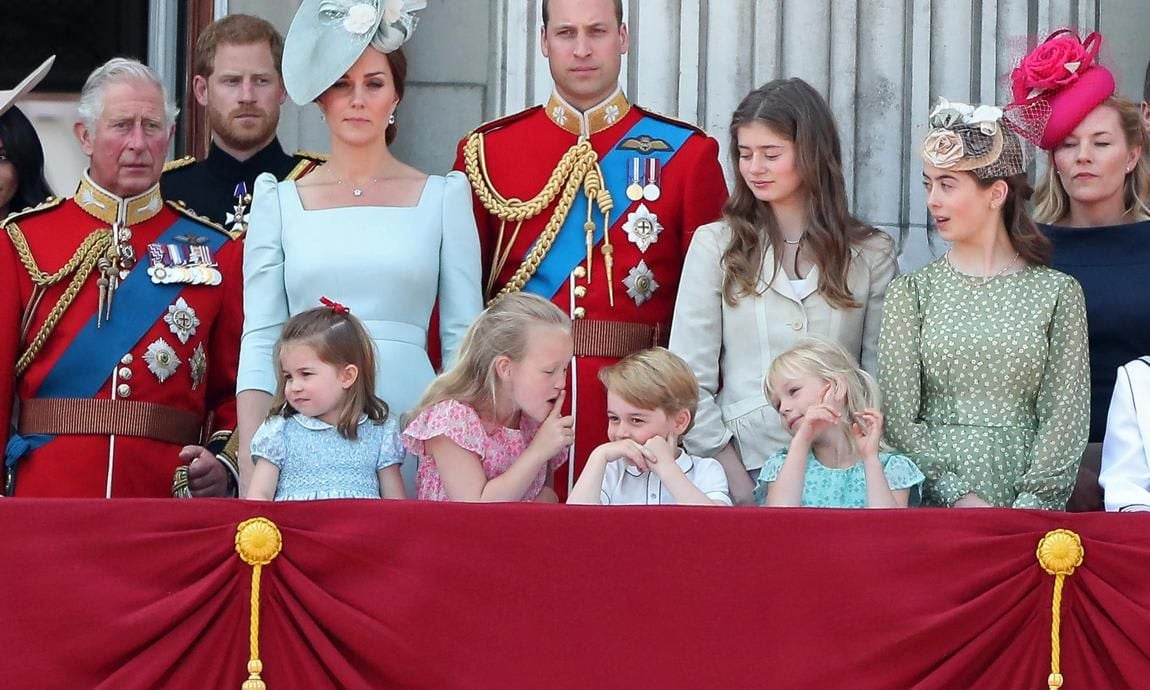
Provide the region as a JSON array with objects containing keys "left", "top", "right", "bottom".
[
  {"left": 74, "top": 120, "right": 95, "bottom": 156},
  {"left": 192, "top": 74, "right": 210, "bottom": 107}
]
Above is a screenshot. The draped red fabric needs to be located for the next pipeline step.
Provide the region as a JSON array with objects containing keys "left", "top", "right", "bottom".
[{"left": 2, "top": 500, "right": 1148, "bottom": 690}]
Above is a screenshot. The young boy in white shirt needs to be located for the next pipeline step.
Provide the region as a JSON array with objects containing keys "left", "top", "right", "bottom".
[{"left": 568, "top": 348, "right": 732, "bottom": 506}]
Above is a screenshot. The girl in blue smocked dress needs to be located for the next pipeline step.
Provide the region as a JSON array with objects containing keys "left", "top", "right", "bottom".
[
  {"left": 246, "top": 300, "right": 405, "bottom": 501},
  {"left": 758, "top": 338, "right": 923, "bottom": 508}
]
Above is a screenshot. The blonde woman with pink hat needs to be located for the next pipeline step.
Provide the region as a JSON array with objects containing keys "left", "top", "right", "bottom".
[{"left": 1007, "top": 29, "right": 1150, "bottom": 511}]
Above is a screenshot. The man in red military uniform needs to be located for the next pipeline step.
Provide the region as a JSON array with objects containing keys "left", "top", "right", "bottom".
[
  {"left": 0, "top": 58, "right": 241, "bottom": 497},
  {"left": 454, "top": 0, "right": 728, "bottom": 497}
]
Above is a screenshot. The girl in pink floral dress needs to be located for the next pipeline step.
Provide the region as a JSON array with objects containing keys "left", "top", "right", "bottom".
[{"left": 403, "top": 293, "right": 574, "bottom": 501}]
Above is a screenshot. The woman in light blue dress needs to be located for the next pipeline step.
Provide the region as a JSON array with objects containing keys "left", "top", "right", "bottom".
[{"left": 236, "top": 1, "right": 483, "bottom": 493}]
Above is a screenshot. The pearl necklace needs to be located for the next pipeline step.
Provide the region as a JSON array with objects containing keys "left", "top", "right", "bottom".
[{"left": 945, "top": 250, "right": 1021, "bottom": 286}]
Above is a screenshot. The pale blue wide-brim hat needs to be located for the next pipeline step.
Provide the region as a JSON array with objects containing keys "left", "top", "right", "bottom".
[{"left": 283, "top": 0, "right": 426, "bottom": 105}]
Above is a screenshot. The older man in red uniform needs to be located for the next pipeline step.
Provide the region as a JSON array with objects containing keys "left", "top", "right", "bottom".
[
  {"left": 454, "top": 0, "right": 728, "bottom": 497},
  {"left": 0, "top": 58, "right": 241, "bottom": 497}
]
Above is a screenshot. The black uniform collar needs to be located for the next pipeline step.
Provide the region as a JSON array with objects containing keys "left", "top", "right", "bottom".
[{"left": 204, "top": 138, "right": 291, "bottom": 180}]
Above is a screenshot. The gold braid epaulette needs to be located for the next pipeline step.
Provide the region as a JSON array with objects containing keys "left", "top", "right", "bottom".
[
  {"left": 463, "top": 132, "right": 602, "bottom": 303},
  {"left": 7, "top": 222, "right": 112, "bottom": 375}
]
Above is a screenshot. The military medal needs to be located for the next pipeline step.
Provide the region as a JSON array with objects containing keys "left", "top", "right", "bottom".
[
  {"left": 143, "top": 338, "right": 181, "bottom": 383},
  {"left": 642, "top": 158, "right": 662, "bottom": 202},
  {"left": 626, "top": 157, "right": 644, "bottom": 201},
  {"left": 226, "top": 182, "right": 251, "bottom": 235},
  {"left": 623, "top": 260, "right": 659, "bottom": 306},
  {"left": 622, "top": 204, "right": 663, "bottom": 253},
  {"left": 164, "top": 297, "right": 200, "bottom": 344},
  {"left": 147, "top": 243, "right": 223, "bottom": 285},
  {"left": 190, "top": 343, "right": 207, "bottom": 390}
]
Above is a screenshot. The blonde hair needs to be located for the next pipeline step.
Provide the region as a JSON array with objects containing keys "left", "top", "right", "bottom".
[
  {"left": 764, "top": 337, "right": 880, "bottom": 426},
  {"left": 407, "top": 293, "right": 570, "bottom": 424},
  {"left": 1033, "top": 96, "right": 1150, "bottom": 224},
  {"left": 271, "top": 305, "right": 388, "bottom": 440},
  {"left": 599, "top": 347, "right": 698, "bottom": 431}
]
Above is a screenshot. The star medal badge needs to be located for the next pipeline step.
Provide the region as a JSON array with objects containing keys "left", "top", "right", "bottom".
[
  {"left": 622, "top": 204, "right": 663, "bottom": 253},
  {"left": 164, "top": 297, "right": 201, "bottom": 344},
  {"left": 623, "top": 260, "right": 660, "bottom": 306},
  {"left": 143, "top": 338, "right": 181, "bottom": 383}
]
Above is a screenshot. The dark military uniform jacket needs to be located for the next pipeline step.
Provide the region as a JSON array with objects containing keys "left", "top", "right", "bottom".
[{"left": 161, "top": 138, "right": 322, "bottom": 235}]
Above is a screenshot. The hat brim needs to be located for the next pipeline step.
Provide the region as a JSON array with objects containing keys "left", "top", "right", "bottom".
[
  {"left": 0, "top": 55, "right": 55, "bottom": 119},
  {"left": 1039, "top": 66, "right": 1116, "bottom": 149},
  {"left": 283, "top": 0, "right": 374, "bottom": 105}
]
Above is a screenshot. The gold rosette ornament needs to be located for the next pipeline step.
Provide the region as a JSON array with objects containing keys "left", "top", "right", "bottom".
[
  {"left": 236, "top": 518, "right": 284, "bottom": 690},
  {"left": 1036, "top": 529, "right": 1084, "bottom": 690}
]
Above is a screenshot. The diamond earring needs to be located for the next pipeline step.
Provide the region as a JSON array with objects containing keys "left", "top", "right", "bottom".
[{"left": 388, "top": 113, "right": 396, "bottom": 125}]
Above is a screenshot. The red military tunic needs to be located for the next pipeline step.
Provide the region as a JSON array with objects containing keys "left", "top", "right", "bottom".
[
  {"left": 454, "top": 89, "right": 728, "bottom": 497},
  {"left": 0, "top": 173, "right": 243, "bottom": 497}
]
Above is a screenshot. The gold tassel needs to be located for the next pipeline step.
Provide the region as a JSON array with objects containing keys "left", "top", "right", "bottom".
[
  {"left": 1036, "top": 529, "right": 1084, "bottom": 690},
  {"left": 236, "top": 517, "right": 283, "bottom": 690}
]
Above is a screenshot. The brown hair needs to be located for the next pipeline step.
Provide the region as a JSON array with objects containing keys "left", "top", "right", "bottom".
[
  {"left": 722, "top": 78, "right": 882, "bottom": 309},
  {"left": 194, "top": 14, "right": 284, "bottom": 79},
  {"left": 975, "top": 172, "right": 1053, "bottom": 265},
  {"left": 1033, "top": 96, "right": 1150, "bottom": 224},
  {"left": 542, "top": 0, "right": 623, "bottom": 26},
  {"left": 599, "top": 347, "right": 698, "bottom": 432},
  {"left": 383, "top": 48, "right": 407, "bottom": 145},
  {"left": 406, "top": 293, "right": 571, "bottom": 426},
  {"left": 1144, "top": 57, "right": 1150, "bottom": 103},
  {"left": 270, "top": 305, "right": 388, "bottom": 440}
]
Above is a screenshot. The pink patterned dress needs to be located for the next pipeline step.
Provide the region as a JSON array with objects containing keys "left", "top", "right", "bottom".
[{"left": 403, "top": 400, "right": 568, "bottom": 501}]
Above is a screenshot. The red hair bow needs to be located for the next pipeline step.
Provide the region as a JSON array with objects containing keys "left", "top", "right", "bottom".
[{"left": 319, "top": 296, "right": 350, "bottom": 314}]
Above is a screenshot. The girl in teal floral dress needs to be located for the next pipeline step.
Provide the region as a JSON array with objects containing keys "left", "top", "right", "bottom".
[
  {"left": 758, "top": 338, "right": 923, "bottom": 508},
  {"left": 879, "top": 100, "right": 1090, "bottom": 510}
]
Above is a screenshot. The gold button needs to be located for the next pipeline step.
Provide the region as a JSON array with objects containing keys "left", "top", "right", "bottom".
[
  {"left": 117, "top": 384, "right": 131, "bottom": 398},
  {"left": 118, "top": 367, "right": 132, "bottom": 380},
  {"left": 120, "top": 354, "right": 134, "bottom": 365},
  {"left": 574, "top": 286, "right": 587, "bottom": 298},
  {"left": 573, "top": 307, "right": 586, "bottom": 319},
  {"left": 573, "top": 266, "right": 587, "bottom": 279}
]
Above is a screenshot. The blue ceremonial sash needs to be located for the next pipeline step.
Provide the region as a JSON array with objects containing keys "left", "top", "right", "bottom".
[
  {"left": 36, "top": 217, "right": 226, "bottom": 399},
  {"left": 522, "top": 115, "right": 695, "bottom": 299}
]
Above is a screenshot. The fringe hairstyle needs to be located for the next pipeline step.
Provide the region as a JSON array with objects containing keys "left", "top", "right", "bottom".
[
  {"left": 765, "top": 337, "right": 881, "bottom": 432},
  {"left": 722, "top": 78, "right": 881, "bottom": 309},
  {"left": 270, "top": 305, "right": 388, "bottom": 440},
  {"left": 406, "top": 293, "right": 570, "bottom": 426},
  {"left": 1033, "top": 96, "right": 1150, "bottom": 224},
  {"left": 598, "top": 347, "right": 699, "bottom": 433}
]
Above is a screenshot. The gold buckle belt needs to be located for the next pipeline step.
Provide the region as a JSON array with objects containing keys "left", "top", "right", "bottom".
[
  {"left": 572, "top": 319, "right": 664, "bottom": 359},
  {"left": 19, "top": 399, "right": 204, "bottom": 446}
]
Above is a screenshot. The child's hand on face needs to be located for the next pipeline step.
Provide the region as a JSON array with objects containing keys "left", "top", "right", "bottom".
[
  {"left": 642, "top": 435, "right": 679, "bottom": 476},
  {"left": 600, "top": 439, "right": 655, "bottom": 472},
  {"left": 529, "top": 389, "right": 575, "bottom": 458},
  {"left": 795, "top": 383, "right": 842, "bottom": 442},
  {"left": 851, "top": 409, "right": 884, "bottom": 461}
]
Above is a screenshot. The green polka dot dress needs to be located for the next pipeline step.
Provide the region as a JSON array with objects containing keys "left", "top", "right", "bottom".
[{"left": 878, "top": 258, "right": 1089, "bottom": 510}]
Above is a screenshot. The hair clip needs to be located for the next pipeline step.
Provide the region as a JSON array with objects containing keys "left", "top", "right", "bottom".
[{"left": 319, "top": 296, "right": 350, "bottom": 314}]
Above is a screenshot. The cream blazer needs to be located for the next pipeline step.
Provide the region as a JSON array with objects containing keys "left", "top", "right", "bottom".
[
  {"left": 669, "top": 221, "right": 898, "bottom": 471},
  {"left": 1099, "top": 357, "right": 1150, "bottom": 511}
]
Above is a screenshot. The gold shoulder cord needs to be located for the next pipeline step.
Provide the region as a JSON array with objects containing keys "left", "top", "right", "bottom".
[
  {"left": 463, "top": 133, "right": 613, "bottom": 304},
  {"left": 6, "top": 222, "right": 112, "bottom": 375}
]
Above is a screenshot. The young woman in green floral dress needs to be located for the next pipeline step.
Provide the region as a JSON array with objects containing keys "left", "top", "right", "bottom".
[{"left": 878, "top": 100, "right": 1090, "bottom": 510}]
